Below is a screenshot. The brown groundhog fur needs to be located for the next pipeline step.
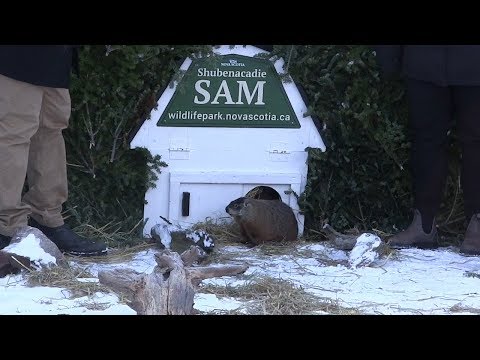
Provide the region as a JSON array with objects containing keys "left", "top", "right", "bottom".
[{"left": 225, "top": 197, "right": 298, "bottom": 245}]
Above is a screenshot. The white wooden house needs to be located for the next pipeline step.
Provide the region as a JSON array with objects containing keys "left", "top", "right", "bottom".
[{"left": 130, "top": 45, "right": 326, "bottom": 237}]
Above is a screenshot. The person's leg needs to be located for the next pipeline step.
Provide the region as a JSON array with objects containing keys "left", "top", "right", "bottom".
[
  {"left": 409, "top": 79, "right": 453, "bottom": 231},
  {"left": 23, "top": 86, "right": 107, "bottom": 256},
  {"left": 453, "top": 86, "right": 480, "bottom": 254},
  {"left": 0, "top": 74, "right": 43, "bottom": 249},
  {"left": 22, "top": 87, "right": 69, "bottom": 227},
  {"left": 454, "top": 86, "right": 480, "bottom": 219},
  {"left": 389, "top": 78, "right": 452, "bottom": 248}
]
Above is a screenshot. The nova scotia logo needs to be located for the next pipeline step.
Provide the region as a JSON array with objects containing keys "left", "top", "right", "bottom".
[{"left": 220, "top": 59, "right": 246, "bottom": 67}]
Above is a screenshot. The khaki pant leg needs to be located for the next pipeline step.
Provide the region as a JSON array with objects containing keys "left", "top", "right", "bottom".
[
  {"left": 23, "top": 87, "right": 71, "bottom": 228},
  {"left": 0, "top": 74, "right": 43, "bottom": 236}
]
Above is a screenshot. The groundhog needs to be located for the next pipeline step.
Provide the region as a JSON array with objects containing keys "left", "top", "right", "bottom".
[{"left": 225, "top": 197, "right": 298, "bottom": 245}]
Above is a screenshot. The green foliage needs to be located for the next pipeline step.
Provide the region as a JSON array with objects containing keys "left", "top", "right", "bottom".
[
  {"left": 269, "top": 45, "right": 461, "bottom": 234},
  {"left": 66, "top": 45, "right": 212, "bottom": 232}
]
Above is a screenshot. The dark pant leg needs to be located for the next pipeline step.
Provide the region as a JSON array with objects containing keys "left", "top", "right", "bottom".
[
  {"left": 453, "top": 86, "right": 480, "bottom": 219},
  {"left": 407, "top": 78, "right": 453, "bottom": 231}
]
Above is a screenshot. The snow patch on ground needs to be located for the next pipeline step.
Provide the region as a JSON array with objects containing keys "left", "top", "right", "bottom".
[
  {"left": 3, "top": 234, "right": 57, "bottom": 268},
  {"left": 3, "top": 240, "right": 480, "bottom": 315},
  {"left": 196, "top": 243, "right": 480, "bottom": 315}
]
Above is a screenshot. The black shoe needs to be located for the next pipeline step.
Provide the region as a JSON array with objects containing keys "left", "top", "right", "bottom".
[
  {"left": 28, "top": 218, "right": 107, "bottom": 256},
  {"left": 388, "top": 209, "right": 438, "bottom": 249},
  {"left": 0, "top": 233, "right": 12, "bottom": 250},
  {"left": 460, "top": 214, "right": 480, "bottom": 255}
]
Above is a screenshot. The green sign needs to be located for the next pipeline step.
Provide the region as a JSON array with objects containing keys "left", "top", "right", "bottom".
[{"left": 157, "top": 54, "right": 300, "bottom": 128}]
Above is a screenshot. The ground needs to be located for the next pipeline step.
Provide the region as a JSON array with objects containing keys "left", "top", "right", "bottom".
[{"left": 1, "top": 236, "right": 480, "bottom": 315}]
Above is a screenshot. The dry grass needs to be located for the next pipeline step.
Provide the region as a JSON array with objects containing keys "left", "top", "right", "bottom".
[
  {"left": 72, "top": 219, "right": 145, "bottom": 247},
  {"left": 26, "top": 263, "right": 111, "bottom": 299},
  {"left": 12, "top": 221, "right": 157, "bottom": 307},
  {"left": 201, "top": 276, "right": 361, "bottom": 315},
  {"left": 256, "top": 241, "right": 310, "bottom": 256},
  {"left": 72, "top": 242, "right": 155, "bottom": 265},
  {"left": 76, "top": 299, "right": 112, "bottom": 311},
  {"left": 191, "top": 218, "right": 242, "bottom": 245},
  {"left": 24, "top": 242, "right": 157, "bottom": 304}
]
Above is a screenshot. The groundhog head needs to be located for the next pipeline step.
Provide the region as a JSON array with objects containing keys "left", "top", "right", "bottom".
[{"left": 225, "top": 197, "right": 250, "bottom": 217}]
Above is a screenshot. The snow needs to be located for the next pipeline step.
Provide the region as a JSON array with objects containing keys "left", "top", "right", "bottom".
[
  {"left": 3, "top": 234, "right": 56, "bottom": 268},
  {"left": 2, "top": 236, "right": 480, "bottom": 315},
  {"left": 0, "top": 276, "right": 135, "bottom": 315},
  {"left": 194, "top": 293, "right": 247, "bottom": 314},
  {"left": 151, "top": 224, "right": 173, "bottom": 249},
  {"left": 82, "top": 248, "right": 159, "bottom": 277},
  {"left": 196, "top": 243, "right": 480, "bottom": 315},
  {"left": 186, "top": 229, "right": 215, "bottom": 250},
  {"left": 348, "top": 233, "right": 382, "bottom": 268}
]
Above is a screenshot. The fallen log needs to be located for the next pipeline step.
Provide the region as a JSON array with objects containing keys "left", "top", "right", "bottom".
[
  {"left": 322, "top": 224, "right": 359, "bottom": 250},
  {"left": 98, "top": 245, "right": 248, "bottom": 315},
  {"left": 322, "top": 224, "right": 391, "bottom": 268}
]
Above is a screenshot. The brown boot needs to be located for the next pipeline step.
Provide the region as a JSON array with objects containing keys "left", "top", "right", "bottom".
[
  {"left": 388, "top": 209, "right": 438, "bottom": 249},
  {"left": 460, "top": 214, "right": 480, "bottom": 255}
]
